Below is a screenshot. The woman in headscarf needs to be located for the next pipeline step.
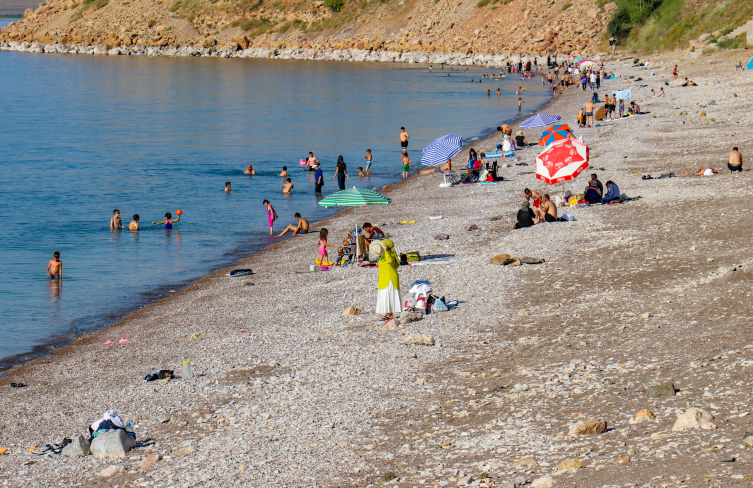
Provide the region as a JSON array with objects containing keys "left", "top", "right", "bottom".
[
  {"left": 376, "top": 239, "right": 402, "bottom": 320},
  {"left": 334, "top": 155, "right": 349, "bottom": 190}
]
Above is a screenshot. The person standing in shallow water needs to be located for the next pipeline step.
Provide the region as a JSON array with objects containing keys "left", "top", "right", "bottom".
[{"left": 333, "top": 155, "right": 348, "bottom": 190}]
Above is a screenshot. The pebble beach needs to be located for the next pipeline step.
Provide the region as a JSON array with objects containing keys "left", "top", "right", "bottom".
[{"left": 3, "top": 48, "right": 753, "bottom": 488}]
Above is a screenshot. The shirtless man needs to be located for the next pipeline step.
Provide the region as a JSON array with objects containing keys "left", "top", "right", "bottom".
[
  {"left": 281, "top": 178, "right": 294, "bottom": 193},
  {"left": 728, "top": 147, "right": 743, "bottom": 172},
  {"left": 129, "top": 214, "right": 140, "bottom": 231},
  {"left": 305, "top": 152, "right": 320, "bottom": 170},
  {"left": 244, "top": 164, "right": 256, "bottom": 175},
  {"left": 279, "top": 166, "right": 288, "bottom": 177},
  {"left": 277, "top": 213, "right": 309, "bottom": 237},
  {"left": 535, "top": 194, "right": 559, "bottom": 222},
  {"left": 362, "top": 222, "right": 384, "bottom": 246},
  {"left": 584, "top": 99, "right": 595, "bottom": 128},
  {"left": 400, "top": 127, "right": 410, "bottom": 151},
  {"left": 110, "top": 209, "right": 123, "bottom": 230}
]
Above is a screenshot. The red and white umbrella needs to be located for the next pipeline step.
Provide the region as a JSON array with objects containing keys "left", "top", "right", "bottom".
[{"left": 535, "top": 138, "right": 589, "bottom": 184}]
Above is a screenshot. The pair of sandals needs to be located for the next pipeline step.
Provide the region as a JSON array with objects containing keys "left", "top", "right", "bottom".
[
  {"left": 10, "top": 382, "right": 27, "bottom": 388},
  {"left": 33, "top": 438, "right": 71, "bottom": 455}
]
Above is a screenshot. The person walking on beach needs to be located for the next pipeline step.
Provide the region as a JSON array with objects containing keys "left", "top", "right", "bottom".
[
  {"left": 281, "top": 178, "right": 294, "bottom": 193},
  {"left": 363, "top": 149, "right": 373, "bottom": 175},
  {"left": 334, "top": 155, "right": 349, "bottom": 190},
  {"left": 46, "top": 251, "right": 62, "bottom": 279},
  {"left": 110, "top": 209, "right": 123, "bottom": 230},
  {"left": 729, "top": 147, "right": 743, "bottom": 172},
  {"left": 584, "top": 99, "right": 595, "bottom": 128},
  {"left": 314, "top": 163, "right": 324, "bottom": 193},
  {"left": 376, "top": 239, "right": 401, "bottom": 320},
  {"left": 263, "top": 200, "right": 277, "bottom": 235},
  {"left": 277, "top": 213, "right": 309, "bottom": 237},
  {"left": 400, "top": 127, "right": 410, "bottom": 151},
  {"left": 129, "top": 214, "right": 140, "bottom": 231},
  {"left": 153, "top": 212, "right": 180, "bottom": 229},
  {"left": 402, "top": 152, "right": 411, "bottom": 178}
]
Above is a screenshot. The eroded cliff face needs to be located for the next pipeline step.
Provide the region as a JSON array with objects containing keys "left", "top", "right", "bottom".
[{"left": 0, "top": 0, "right": 616, "bottom": 56}]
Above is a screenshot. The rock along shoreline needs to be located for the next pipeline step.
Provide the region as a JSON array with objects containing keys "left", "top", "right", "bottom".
[{"left": 0, "top": 40, "right": 593, "bottom": 66}]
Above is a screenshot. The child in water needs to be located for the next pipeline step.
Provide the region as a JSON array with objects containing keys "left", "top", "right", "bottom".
[
  {"left": 46, "top": 251, "right": 62, "bottom": 279},
  {"left": 263, "top": 199, "right": 277, "bottom": 235},
  {"left": 317, "top": 228, "right": 332, "bottom": 265},
  {"left": 363, "top": 149, "right": 373, "bottom": 175},
  {"left": 225, "top": 181, "right": 232, "bottom": 193},
  {"left": 153, "top": 212, "right": 180, "bottom": 229},
  {"left": 402, "top": 153, "right": 411, "bottom": 178}
]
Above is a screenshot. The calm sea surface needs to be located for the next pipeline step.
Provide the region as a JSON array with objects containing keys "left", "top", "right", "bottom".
[{"left": 0, "top": 18, "right": 551, "bottom": 368}]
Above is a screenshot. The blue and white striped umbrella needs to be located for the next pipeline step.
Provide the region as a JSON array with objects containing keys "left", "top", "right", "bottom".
[
  {"left": 520, "top": 113, "right": 562, "bottom": 129},
  {"left": 421, "top": 133, "right": 464, "bottom": 167}
]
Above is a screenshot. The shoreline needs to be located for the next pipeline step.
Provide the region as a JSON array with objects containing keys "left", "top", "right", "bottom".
[
  {"left": 0, "top": 71, "right": 553, "bottom": 374},
  {"left": 4, "top": 48, "right": 751, "bottom": 487},
  {"left": 0, "top": 39, "right": 600, "bottom": 66}
]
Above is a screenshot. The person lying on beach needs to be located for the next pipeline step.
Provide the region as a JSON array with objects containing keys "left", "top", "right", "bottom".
[
  {"left": 281, "top": 178, "right": 294, "bottom": 193},
  {"left": 728, "top": 147, "right": 743, "bottom": 172},
  {"left": 535, "top": 194, "right": 559, "bottom": 222},
  {"left": 129, "top": 214, "right": 140, "bottom": 231},
  {"left": 153, "top": 212, "right": 180, "bottom": 229},
  {"left": 225, "top": 181, "right": 232, "bottom": 193},
  {"left": 514, "top": 201, "right": 537, "bottom": 229},
  {"left": 110, "top": 209, "right": 123, "bottom": 230},
  {"left": 602, "top": 180, "right": 621, "bottom": 204},
  {"left": 279, "top": 166, "right": 288, "bottom": 177},
  {"left": 441, "top": 158, "right": 452, "bottom": 172},
  {"left": 417, "top": 167, "right": 436, "bottom": 175},
  {"left": 244, "top": 164, "right": 256, "bottom": 175},
  {"left": 47, "top": 251, "right": 62, "bottom": 279},
  {"left": 678, "top": 78, "right": 697, "bottom": 87},
  {"left": 684, "top": 167, "right": 718, "bottom": 176},
  {"left": 277, "top": 213, "right": 309, "bottom": 236}
]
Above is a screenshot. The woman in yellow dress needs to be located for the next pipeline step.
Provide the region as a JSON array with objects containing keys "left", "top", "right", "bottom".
[{"left": 376, "top": 239, "right": 402, "bottom": 320}]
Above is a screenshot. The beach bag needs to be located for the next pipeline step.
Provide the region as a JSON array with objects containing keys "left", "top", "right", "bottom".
[
  {"left": 415, "top": 296, "right": 427, "bottom": 311},
  {"left": 406, "top": 252, "right": 421, "bottom": 262},
  {"left": 478, "top": 169, "right": 489, "bottom": 181},
  {"left": 432, "top": 297, "right": 449, "bottom": 313}
]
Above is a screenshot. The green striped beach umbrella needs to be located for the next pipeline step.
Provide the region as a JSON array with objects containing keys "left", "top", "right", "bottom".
[{"left": 318, "top": 187, "right": 391, "bottom": 260}]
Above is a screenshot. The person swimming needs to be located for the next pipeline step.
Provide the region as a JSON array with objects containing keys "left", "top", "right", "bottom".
[{"left": 153, "top": 212, "right": 180, "bottom": 229}]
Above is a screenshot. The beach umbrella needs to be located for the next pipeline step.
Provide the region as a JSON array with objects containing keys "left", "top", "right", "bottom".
[
  {"left": 421, "top": 133, "right": 463, "bottom": 167},
  {"left": 520, "top": 113, "right": 562, "bottom": 129},
  {"left": 535, "top": 138, "right": 589, "bottom": 185},
  {"left": 574, "top": 57, "right": 585, "bottom": 63},
  {"left": 318, "top": 187, "right": 392, "bottom": 261},
  {"left": 579, "top": 60, "right": 597, "bottom": 68},
  {"left": 563, "top": 55, "right": 577, "bottom": 60},
  {"left": 538, "top": 124, "right": 572, "bottom": 147}
]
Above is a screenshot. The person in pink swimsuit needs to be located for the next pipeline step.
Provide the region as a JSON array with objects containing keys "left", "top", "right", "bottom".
[
  {"left": 317, "top": 228, "right": 331, "bottom": 265},
  {"left": 263, "top": 199, "right": 278, "bottom": 235}
]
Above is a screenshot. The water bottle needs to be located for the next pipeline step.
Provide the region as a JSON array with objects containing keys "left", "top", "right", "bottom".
[
  {"left": 125, "top": 421, "right": 136, "bottom": 440},
  {"left": 182, "top": 360, "right": 192, "bottom": 379}
]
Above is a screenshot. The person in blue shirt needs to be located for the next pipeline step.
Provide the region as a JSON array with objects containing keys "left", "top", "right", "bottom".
[
  {"left": 602, "top": 180, "right": 621, "bottom": 204},
  {"left": 314, "top": 164, "right": 324, "bottom": 193}
]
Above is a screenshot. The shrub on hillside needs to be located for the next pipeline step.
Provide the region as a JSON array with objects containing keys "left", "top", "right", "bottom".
[{"left": 324, "top": 0, "right": 345, "bottom": 11}]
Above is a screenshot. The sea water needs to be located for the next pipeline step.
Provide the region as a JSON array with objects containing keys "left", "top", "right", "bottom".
[{"left": 0, "top": 18, "right": 551, "bottom": 367}]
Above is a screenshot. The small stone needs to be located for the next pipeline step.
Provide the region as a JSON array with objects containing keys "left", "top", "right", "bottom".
[
  {"left": 499, "top": 482, "right": 515, "bottom": 488},
  {"left": 510, "top": 258, "right": 522, "bottom": 266},
  {"left": 343, "top": 306, "right": 361, "bottom": 315},
  {"left": 513, "top": 475, "right": 528, "bottom": 487},
  {"left": 641, "top": 312, "right": 652, "bottom": 318},
  {"left": 569, "top": 418, "right": 607, "bottom": 435},
  {"left": 398, "top": 311, "right": 423, "bottom": 325},
  {"left": 381, "top": 319, "right": 398, "bottom": 331},
  {"left": 61, "top": 435, "right": 90, "bottom": 457},
  {"left": 415, "top": 378, "right": 428, "bottom": 385},
  {"left": 514, "top": 455, "right": 537, "bottom": 468},
  {"left": 138, "top": 452, "right": 162, "bottom": 468},
  {"left": 618, "top": 456, "right": 630, "bottom": 462},
  {"left": 379, "top": 472, "right": 397, "bottom": 483},
  {"left": 520, "top": 256, "right": 545, "bottom": 264},
  {"left": 518, "top": 309, "right": 529, "bottom": 316},
  {"left": 531, "top": 475, "right": 554, "bottom": 488},
  {"left": 490, "top": 254, "right": 513, "bottom": 265},
  {"left": 98, "top": 465, "right": 125, "bottom": 477},
  {"left": 0, "top": 448, "right": 6, "bottom": 455},
  {"left": 433, "top": 233, "right": 450, "bottom": 240},
  {"left": 672, "top": 408, "right": 714, "bottom": 431},
  {"left": 742, "top": 435, "right": 753, "bottom": 447},
  {"left": 479, "top": 472, "right": 491, "bottom": 479},
  {"left": 635, "top": 409, "right": 655, "bottom": 422},
  {"left": 558, "top": 458, "right": 582, "bottom": 470},
  {"left": 467, "top": 224, "right": 479, "bottom": 231},
  {"left": 401, "top": 334, "right": 435, "bottom": 346},
  {"left": 189, "top": 332, "right": 202, "bottom": 340},
  {"left": 721, "top": 455, "right": 736, "bottom": 462},
  {"left": 646, "top": 382, "right": 675, "bottom": 398},
  {"left": 702, "top": 422, "right": 718, "bottom": 430},
  {"left": 651, "top": 433, "right": 669, "bottom": 440},
  {"left": 172, "top": 448, "right": 195, "bottom": 456}
]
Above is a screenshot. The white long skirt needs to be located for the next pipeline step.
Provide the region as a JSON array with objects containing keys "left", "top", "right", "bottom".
[{"left": 376, "top": 283, "right": 402, "bottom": 315}]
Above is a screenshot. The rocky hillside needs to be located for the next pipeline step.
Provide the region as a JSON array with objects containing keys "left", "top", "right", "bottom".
[{"left": 0, "top": 0, "right": 616, "bottom": 56}]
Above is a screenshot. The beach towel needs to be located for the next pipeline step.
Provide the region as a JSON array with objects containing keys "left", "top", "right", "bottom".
[{"left": 612, "top": 89, "right": 631, "bottom": 101}]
